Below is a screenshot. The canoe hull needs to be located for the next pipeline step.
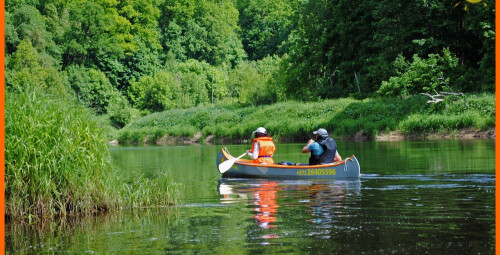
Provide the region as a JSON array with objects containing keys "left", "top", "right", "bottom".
[{"left": 216, "top": 148, "right": 360, "bottom": 179}]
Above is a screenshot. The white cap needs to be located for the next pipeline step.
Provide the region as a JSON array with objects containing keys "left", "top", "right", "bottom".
[{"left": 253, "top": 127, "right": 267, "bottom": 134}]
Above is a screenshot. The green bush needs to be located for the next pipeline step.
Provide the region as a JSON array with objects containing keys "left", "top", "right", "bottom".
[
  {"left": 6, "top": 39, "right": 66, "bottom": 94},
  {"left": 65, "top": 65, "right": 124, "bottom": 114},
  {"left": 107, "top": 99, "right": 133, "bottom": 129},
  {"left": 378, "top": 49, "right": 459, "bottom": 97},
  {"left": 136, "top": 71, "right": 178, "bottom": 112}
]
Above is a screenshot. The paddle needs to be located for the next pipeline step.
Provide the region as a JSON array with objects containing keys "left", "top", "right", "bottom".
[{"left": 218, "top": 152, "right": 247, "bottom": 173}]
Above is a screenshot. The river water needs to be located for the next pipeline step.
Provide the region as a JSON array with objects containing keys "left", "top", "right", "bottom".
[{"left": 6, "top": 140, "right": 495, "bottom": 254}]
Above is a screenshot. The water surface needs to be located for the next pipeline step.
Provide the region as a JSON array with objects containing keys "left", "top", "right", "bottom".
[{"left": 6, "top": 140, "right": 495, "bottom": 254}]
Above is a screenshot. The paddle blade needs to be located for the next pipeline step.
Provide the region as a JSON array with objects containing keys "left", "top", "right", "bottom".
[
  {"left": 218, "top": 158, "right": 237, "bottom": 173},
  {"left": 218, "top": 152, "right": 246, "bottom": 174}
]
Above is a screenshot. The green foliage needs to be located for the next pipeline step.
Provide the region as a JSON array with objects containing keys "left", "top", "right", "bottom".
[
  {"left": 228, "top": 62, "right": 264, "bottom": 105},
  {"left": 377, "top": 49, "right": 459, "bottom": 97},
  {"left": 107, "top": 98, "right": 133, "bottom": 128},
  {"left": 5, "top": 3, "right": 60, "bottom": 64},
  {"left": 278, "top": 0, "right": 495, "bottom": 100},
  {"left": 6, "top": 88, "right": 119, "bottom": 218},
  {"left": 6, "top": 39, "right": 65, "bottom": 94},
  {"left": 133, "top": 71, "right": 179, "bottom": 112},
  {"left": 398, "top": 93, "right": 495, "bottom": 133},
  {"left": 117, "top": 93, "right": 494, "bottom": 144},
  {"left": 171, "top": 59, "right": 230, "bottom": 102},
  {"left": 5, "top": 0, "right": 494, "bottom": 109},
  {"left": 235, "top": 0, "right": 297, "bottom": 60},
  {"left": 160, "top": 0, "right": 246, "bottom": 66},
  {"left": 65, "top": 65, "right": 125, "bottom": 114},
  {"left": 228, "top": 60, "right": 278, "bottom": 105},
  {"left": 5, "top": 87, "right": 179, "bottom": 219}
]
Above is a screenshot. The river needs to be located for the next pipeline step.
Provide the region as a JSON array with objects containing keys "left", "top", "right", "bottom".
[{"left": 6, "top": 140, "right": 495, "bottom": 254}]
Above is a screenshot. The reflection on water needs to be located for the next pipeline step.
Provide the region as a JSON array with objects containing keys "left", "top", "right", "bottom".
[
  {"left": 251, "top": 181, "right": 279, "bottom": 229},
  {"left": 6, "top": 140, "right": 495, "bottom": 253},
  {"left": 218, "top": 178, "right": 362, "bottom": 242}
]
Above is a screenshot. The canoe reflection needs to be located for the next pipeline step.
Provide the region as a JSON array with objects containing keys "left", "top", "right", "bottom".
[
  {"left": 218, "top": 179, "right": 361, "bottom": 230},
  {"left": 252, "top": 181, "right": 280, "bottom": 229}
]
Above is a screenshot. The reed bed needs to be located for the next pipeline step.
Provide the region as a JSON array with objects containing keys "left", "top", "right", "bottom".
[
  {"left": 6, "top": 89, "right": 179, "bottom": 220},
  {"left": 117, "top": 93, "right": 495, "bottom": 144}
]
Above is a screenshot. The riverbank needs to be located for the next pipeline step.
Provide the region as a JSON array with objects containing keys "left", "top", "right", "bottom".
[
  {"left": 113, "top": 93, "right": 495, "bottom": 145},
  {"left": 109, "top": 128, "right": 495, "bottom": 146}
]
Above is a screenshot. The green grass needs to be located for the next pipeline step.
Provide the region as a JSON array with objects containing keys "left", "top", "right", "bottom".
[
  {"left": 6, "top": 89, "right": 179, "bottom": 220},
  {"left": 117, "top": 93, "right": 495, "bottom": 144}
]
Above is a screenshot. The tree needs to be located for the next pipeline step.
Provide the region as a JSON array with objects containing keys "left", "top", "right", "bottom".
[
  {"left": 65, "top": 65, "right": 124, "bottom": 114},
  {"left": 235, "top": 0, "right": 297, "bottom": 60},
  {"left": 135, "top": 71, "right": 179, "bottom": 112},
  {"left": 6, "top": 39, "right": 65, "bottom": 94},
  {"left": 160, "top": 0, "right": 246, "bottom": 66}
]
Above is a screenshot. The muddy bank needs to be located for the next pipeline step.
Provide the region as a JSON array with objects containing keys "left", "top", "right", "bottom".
[
  {"left": 375, "top": 128, "right": 495, "bottom": 141},
  {"left": 110, "top": 128, "right": 495, "bottom": 146}
]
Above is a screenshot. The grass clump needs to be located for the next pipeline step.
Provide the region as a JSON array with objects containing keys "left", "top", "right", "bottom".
[
  {"left": 6, "top": 88, "right": 179, "bottom": 220},
  {"left": 398, "top": 93, "right": 495, "bottom": 134}
]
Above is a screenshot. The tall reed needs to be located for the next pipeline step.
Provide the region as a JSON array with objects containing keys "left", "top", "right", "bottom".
[{"left": 6, "top": 89, "right": 179, "bottom": 220}]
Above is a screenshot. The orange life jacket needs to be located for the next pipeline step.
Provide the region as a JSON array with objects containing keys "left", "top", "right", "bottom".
[{"left": 251, "top": 137, "right": 276, "bottom": 164}]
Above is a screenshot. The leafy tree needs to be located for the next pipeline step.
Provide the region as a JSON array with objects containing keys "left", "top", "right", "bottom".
[
  {"left": 117, "top": 0, "right": 163, "bottom": 90},
  {"left": 6, "top": 39, "right": 65, "bottom": 94},
  {"left": 62, "top": 0, "right": 135, "bottom": 88},
  {"left": 5, "top": 4, "right": 60, "bottom": 68},
  {"left": 172, "top": 59, "right": 230, "bottom": 103},
  {"left": 228, "top": 61, "right": 274, "bottom": 105},
  {"left": 160, "top": 0, "right": 246, "bottom": 66},
  {"left": 107, "top": 97, "right": 133, "bottom": 128},
  {"left": 235, "top": 0, "right": 297, "bottom": 60},
  {"left": 176, "top": 72, "right": 209, "bottom": 108},
  {"left": 134, "top": 71, "right": 179, "bottom": 112},
  {"left": 278, "top": 0, "right": 494, "bottom": 100},
  {"left": 65, "top": 65, "right": 124, "bottom": 114}
]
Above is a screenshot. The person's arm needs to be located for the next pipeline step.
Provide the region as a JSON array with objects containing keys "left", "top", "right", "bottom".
[
  {"left": 302, "top": 139, "right": 314, "bottom": 153},
  {"left": 334, "top": 151, "right": 342, "bottom": 162},
  {"left": 246, "top": 142, "right": 260, "bottom": 159}
]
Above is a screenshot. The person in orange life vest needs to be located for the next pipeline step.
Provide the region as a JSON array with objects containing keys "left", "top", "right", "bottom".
[{"left": 246, "top": 127, "right": 276, "bottom": 164}]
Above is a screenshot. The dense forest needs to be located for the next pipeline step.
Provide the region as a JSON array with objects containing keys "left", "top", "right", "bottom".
[{"left": 5, "top": 0, "right": 495, "bottom": 129}]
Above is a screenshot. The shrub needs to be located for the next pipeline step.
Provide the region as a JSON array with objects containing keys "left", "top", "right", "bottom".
[
  {"left": 378, "top": 49, "right": 459, "bottom": 97},
  {"left": 65, "top": 65, "right": 123, "bottom": 114},
  {"left": 136, "top": 71, "right": 178, "bottom": 112},
  {"left": 6, "top": 39, "right": 65, "bottom": 94}
]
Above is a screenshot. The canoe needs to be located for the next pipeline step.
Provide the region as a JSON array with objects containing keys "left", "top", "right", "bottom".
[{"left": 216, "top": 147, "right": 361, "bottom": 179}]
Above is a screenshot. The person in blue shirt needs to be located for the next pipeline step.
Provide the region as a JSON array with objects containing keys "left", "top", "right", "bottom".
[{"left": 302, "top": 128, "right": 342, "bottom": 165}]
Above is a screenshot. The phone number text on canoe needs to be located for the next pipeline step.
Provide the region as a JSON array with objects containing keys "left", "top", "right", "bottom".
[{"left": 296, "top": 169, "right": 336, "bottom": 176}]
